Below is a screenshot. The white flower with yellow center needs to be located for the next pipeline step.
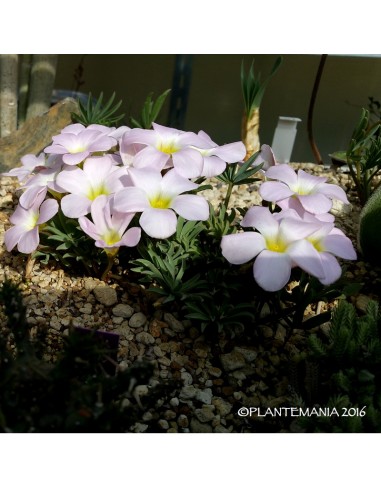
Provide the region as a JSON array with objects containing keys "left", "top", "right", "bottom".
[
  {"left": 120, "top": 123, "right": 204, "bottom": 178},
  {"left": 78, "top": 195, "right": 141, "bottom": 251},
  {"left": 56, "top": 155, "right": 127, "bottom": 218},
  {"left": 260, "top": 164, "right": 349, "bottom": 214},
  {"left": 4, "top": 190, "right": 58, "bottom": 254},
  {"left": 44, "top": 123, "right": 116, "bottom": 166},
  {"left": 113, "top": 168, "right": 209, "bottom": 239},
  {"left": 221, "top": 206, "right": 326, "bottom": 292}
]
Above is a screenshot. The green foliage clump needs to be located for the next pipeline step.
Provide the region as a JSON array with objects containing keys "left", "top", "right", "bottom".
[
  {"left": 358, "top": 184, "right": 381, "bottom": 266},
  {"left": 130, "top": 89, "right": 171, "bottom": 129},
  {"left": 71, "top": 92, "right": 125, "bottom": 127},
  {"left": 241, "top": 56, "right": 283, "bottom": 116},
  {"left": 292, "top": 299, "right": 381, "bottom": 432},
  {"left": 346, "top": 108, "right": 381, "bottom": 205},
  {"left": 0, "top": 279, "right": 169, "bottom": 432}
]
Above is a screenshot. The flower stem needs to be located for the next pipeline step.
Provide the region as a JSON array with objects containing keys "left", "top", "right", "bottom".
[
  {"left": 223, "top": 181, "right": 234, "bottom": 210},
  {"left": 101, "top": 249, "right": 118, "bottom": 282}
]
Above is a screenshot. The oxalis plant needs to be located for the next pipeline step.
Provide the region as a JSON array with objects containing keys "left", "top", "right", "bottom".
[{"left": 2, "top": 94, "right": 358, "bottom": 336}]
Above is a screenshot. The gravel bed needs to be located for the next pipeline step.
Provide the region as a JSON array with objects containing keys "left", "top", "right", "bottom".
[{"left": 1, "top": 164, "right": 380, "bottom": 432}]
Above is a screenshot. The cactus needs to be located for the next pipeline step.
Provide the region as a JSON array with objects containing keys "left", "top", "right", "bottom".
[{"left": 358, "top": 184, "right": 381, "bottom": 265}]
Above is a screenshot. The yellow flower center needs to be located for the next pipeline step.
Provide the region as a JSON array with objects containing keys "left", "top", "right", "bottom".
[
  {"left": 102, "top": 229, "right": 121, "bottom": 246},
  {"left": 26, "top": 212, "right": 39, "bottom": 230},
  {"left": 150, "top": 195, "right": 172, "bottom": 209},
  {"left": 69, "top": 145, "right": 86, "bottom": 154},
  {"left": 308, "top": 237, "right": 324, "bottom": 252},
  {"left": 266, "top": 236, "right": 287, "bottom": 253},
  {"left": 87, "top": 184, "right": 109, "bottom": 201},
  {"left": 157, "top": 140, "right": 180, "bottom": 155}
]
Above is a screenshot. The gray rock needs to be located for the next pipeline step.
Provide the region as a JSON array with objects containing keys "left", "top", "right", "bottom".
[
  {"left": 220, "top": 350, "right": 246, "bottom": 372},
  {"left": 212, "top": 397, "right": 233, "bottom": 417},
  {"left": 275, "top": 324, "right": 287, "bottom": 343},
  {"left": 0, "top": 98, "right": 79, "bottom": 172},
  {"left": 158, "top": 419, "right": 169, "bottom": 430},
  {"left": 164, "top": 409, "right": 176, "bottom": 420},
  {"left": 190, "top": 418, "right": 213, "bottom": 433},
  {"left": 93, "top": 286, "right": 118, "bottom": 306},
  {"left": 179, "top": 385, "right": 197, "bottom": 400},
  {"left": 163, "top": 312, "right": 184, "bottom": 332},
  {"left": 135, "top": 331, "right": 155, "bottom": 345},
  {"left": 208, "top": 366, "right": 222, "bottom": 378},
  {"left": 129, "top": 312, "right": 147, "bottom": 328},
  {"left": 234, "top": 346, "right": 258, "bottom": 362},
  {"left": 177, "top": 414, "right": 189, "bottom": 428},
  {"left": 112, "top": 303, "right": 134, "bottom": 318},
  {"left": 131, "top": 422, "right": 148, "bottom": 433},
  {"left": 195, "top": 388, "right": 213, "bottom": 405},
  {"left": 195, "top": 405, "right": 215, "bottom": 423},
  {"left": 84, "top": 278, "right": 100, "bottom": 291},
  {"left": 170, "top": 397, "right": 180, "bottom": 407},
  {"left": 180, "top": 371, "right": 193, "bottom": 386}
]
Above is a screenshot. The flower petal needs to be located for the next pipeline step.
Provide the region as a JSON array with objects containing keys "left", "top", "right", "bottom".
[
  {"left": 19, "top": 185, "right": 47, "bottom": 209},
  {"left": 252, "top": 144, "right": 276, "bottom": 171},
  {"left": 241, "top": 206, "right": 279, "bottom": 238},
  {"left": 287, "top": 239, "right": 325, "bottom": 278},
  {"left": 171, "top": 194, "right": 209, "bottom": 220},
  {"left": 119, "top": 227, "right": 141, "bottom": 247},
  {"left": 4, "top": 225, "right": 25, "bottom": 251},
  {"left": 297, "top": 193, "right": 332, "bottom": 214},
  {"left": 17, "top": 228, "right": 39, "bottom": 254},
  {"left": 259, "top": 181, "right": 294, "bottom": 203},
  {"left": 133, "top": 145, "right": 169, "bottom": 171},
  {"left": 161, "top": 168, "right": 198, "bottom": 196},
  {"left": 315, "top": 182, "right": 349, "bottom": 204},
  {"left": 139, "top": 208, "right": 177, "bottom": 239},
  {"left": 264, "top": 163, "right": 298, "bottom": 187},
  {"left": 253, "top": 250, "right": 292, "bottom": 291},
  {"left": 318, "top": 252, "right": 343, "bottom": 285},
  {"left": 61, "top": 194, "right": 91, "bottom": 218},
  {"left": 278, "top": 218, "right": 323, "bottom": 243},
  {"left": 172, "top": 148, "right": 203, "bottom": 178},
  {"left": 62, "top": 151, "right": 90, "bottom": 165},
  {"left": 78, "top": 216, "right": 100, "bottom": 241},
  {"left": 37, "top": 199, "right": 58, "bottom": 224},
  {"left": 201, "top": 155, "right": 227, "bottom": 178},
  {"left": 114, "top": 187, "right": 150, "bottom": 213},
  {"left": 212, "top": 142, "right": 246, "bottom": 162},
  {"left": 323, "top": 233, "right": 357, "bottom": 260},
  {"left": 221, "top": 231, "right": 265, "bottom": 264},
  {"left": 128, "top": 168, "right": 162, "bottom": 196},
  {"left": 56, "top": 166, "right": 87, "bottom": 195}
]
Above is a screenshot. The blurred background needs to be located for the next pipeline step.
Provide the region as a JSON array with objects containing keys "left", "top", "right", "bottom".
[{"left": 48, "top": 54, "right": 381, "bottom": 164}]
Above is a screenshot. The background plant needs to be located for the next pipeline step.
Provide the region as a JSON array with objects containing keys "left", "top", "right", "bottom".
[
  {"left": 346, "top": 108, "right": 381, "bottom": 205},
  {"left": 241, "top": 56, "right": 282, "bottom": 159},
  {"left": 290, "top": 299, "right": 381, "bottom": 432}
]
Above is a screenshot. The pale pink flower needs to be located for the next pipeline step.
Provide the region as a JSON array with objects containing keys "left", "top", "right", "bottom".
[
  {"left": 4, "top": 191, "right": 58, "bottom": 254},
  {"left": 120, "top": 123, "right": 203, "bottom": 178},
  {"left": 78, "top": 195, "right": 141, "bottom": 250},
  {"left": 44, "top": 123, "right": 116, "bottom": 165},
  {"left": 1, "top": 153, "right": 61, "bottom": 184},
  {"left": 189, "top": 131, "right": 246, "bottom": 178},
  {"left": 252, "top": 144, "right": 277, "bottom": 172},
  {"left": 56, "top": 156, "right": 127, "bottom": 218},
  {"left": 260, "top": 164, "right": 349, "bottom": 214},
  {"left": 113, "top": 168, "right": 209, "bottom": 239},
  {"left": 221, "top": 206, "right": 325, "bottom": 292},
  {"left": 297, "top": 214, "right": 357, "bottom": 285}
]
